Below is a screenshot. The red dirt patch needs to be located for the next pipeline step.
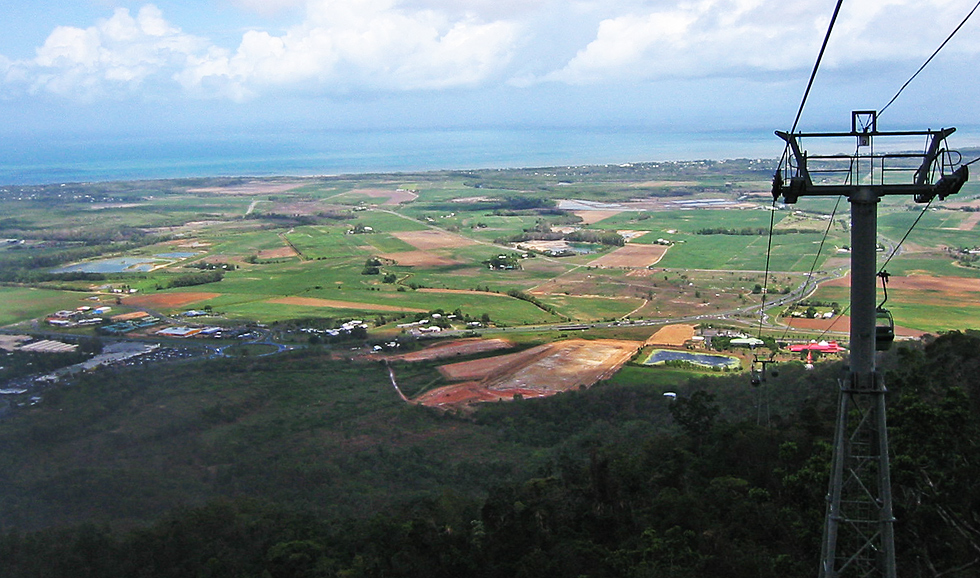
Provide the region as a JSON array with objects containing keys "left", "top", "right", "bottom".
[
  {"left": 392, "top": 230, "right": 477, "bottom": 250},
  {"left": 957, "top": 212, "right": 980, "bottom": 231},
  {"left": 123, "top": 292, "right": 221, "bottom": 309},
  {"left": 823, "top": 274, "right": 980, "bottom": 294},
  {"left": 645, "top": 324, "right": 695, "bottom": 347},
  {"left": 412, "top": 339, "right": 641, "bottom": 410},
  {"left": 573, "top": 210, "right": 622, "bottom": 224},
  {"left": 393, "top": 338, "right": 514, "bottom": 362},
  {"left": 269, "top": 296, "right": 427, "bottom": 313},
  {"left": 588, "top": 244, "right": 668, "bottom": 268},
  {"left": 258, "top": 246, "right": 299, "bottom": 259}
]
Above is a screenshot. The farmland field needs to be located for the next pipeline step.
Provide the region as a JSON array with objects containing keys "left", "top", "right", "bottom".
[{"left": 2, "top": 159, "right": 980, "bottom": 336}]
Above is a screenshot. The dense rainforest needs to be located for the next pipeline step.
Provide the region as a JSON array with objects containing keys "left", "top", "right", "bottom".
[{"left": 1, "top": 331, "right": 979, "bottom": 577}]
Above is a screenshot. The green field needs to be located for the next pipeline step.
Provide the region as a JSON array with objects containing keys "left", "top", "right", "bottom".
[
  {"left": 3, "top": 161, "right": 980, "bottom": 333},
  {"left": 0, "top": 287, "right": 98, "bottom": 326}
]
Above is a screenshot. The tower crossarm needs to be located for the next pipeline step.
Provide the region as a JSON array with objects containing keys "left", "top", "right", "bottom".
[{"left": 773, "top": 121, "right": 966, "bottom": 204}]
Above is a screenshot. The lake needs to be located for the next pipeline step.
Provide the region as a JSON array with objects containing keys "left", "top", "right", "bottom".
[{"left": 642, "top": 349, "right": 741, "bottom": 369}]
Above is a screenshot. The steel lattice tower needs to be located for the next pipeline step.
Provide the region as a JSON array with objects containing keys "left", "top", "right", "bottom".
[{"left": 773, "top": 111, "right": 968, "bottom": 578}]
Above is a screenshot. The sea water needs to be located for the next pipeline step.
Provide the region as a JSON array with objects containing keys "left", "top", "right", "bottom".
[{"left": 0, "top": 127, "right": 780, "bottom": 186}]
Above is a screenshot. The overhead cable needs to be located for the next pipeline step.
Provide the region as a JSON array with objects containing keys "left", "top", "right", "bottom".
[{"left": 879, "top": 0, "right": 980, "bottom": 117}]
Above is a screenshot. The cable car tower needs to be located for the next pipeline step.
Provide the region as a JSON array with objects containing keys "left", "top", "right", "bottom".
[{"left": 773, "top": 110, "right": 968, "bottom": 578}]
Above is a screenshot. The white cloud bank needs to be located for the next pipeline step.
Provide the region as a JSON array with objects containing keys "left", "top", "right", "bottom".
[
  {"left": 177, "top": 0, "right": 520, "bottom": 98},
  {"left": 541, "top": 0, "right": 980, "bottom": 84},
  {"left": 3, "top": 0, "right": 979, "bottom": 101},
  {"left": 21, "top": 5, "right": 206, "bottom": 99}
]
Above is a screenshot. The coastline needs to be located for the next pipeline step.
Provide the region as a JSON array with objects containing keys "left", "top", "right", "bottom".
[{"left": 0, "top": 127, "right": 779, "bottom": 186}]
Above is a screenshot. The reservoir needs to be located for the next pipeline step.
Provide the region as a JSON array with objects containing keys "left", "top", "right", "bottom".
[
  {"left": 51, "top": 252, "right": 199, "bottom": 274},
  {"left": 642, "top": 349, "right": 741, "bottom": 369},
  {"left": 52, "top": 257, "right": 165, "bottom": 274}
]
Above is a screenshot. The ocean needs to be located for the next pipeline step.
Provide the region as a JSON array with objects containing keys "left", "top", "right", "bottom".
[{"left": 0, "top": 127, "right": 782, "bottom": 186}]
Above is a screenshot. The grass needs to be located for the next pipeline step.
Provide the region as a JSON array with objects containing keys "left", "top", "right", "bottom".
[
  {"left": 537, "top": 294, "right": 645, "bottom": 321},
  {"left": 4, "top": 166, "right": 980, "bottom": 334},
  {"left": 0, "top": 287, "right": 98, "bottom": 326}
]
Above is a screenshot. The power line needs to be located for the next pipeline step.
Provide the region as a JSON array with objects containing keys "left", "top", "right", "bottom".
[{"left": 879, "top": 0, "right": 980, "bottom": 117}]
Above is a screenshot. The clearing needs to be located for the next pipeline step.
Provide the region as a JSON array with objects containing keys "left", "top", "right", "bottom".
[
  {"left": 645, "top": 324, "right": 696, "bottom": 346},
  {"left": 392, "top": 338, "right": 514, "bottom": 362},
  {"left": 269, "top": 296, "right": 427, "bottom": 313},
  {"left": 411, "top": 338, "right": 641, "bottom": 410},
  {"left": 123, "top": 292, "right": 222, "bottom": 309},
  {"left": 392, "top": 230, "right": 478, "bottom": 250},
  {"left": 588, "top": 244, "right": 669, "bottom": 268}
]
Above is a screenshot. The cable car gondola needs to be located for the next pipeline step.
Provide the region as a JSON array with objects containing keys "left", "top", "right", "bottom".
[
  {"left": 875, "top": 307, "right": 894, "bottom": 351},
  {"left": 875, "top": 271, "right": 894, "bottom": 351}
]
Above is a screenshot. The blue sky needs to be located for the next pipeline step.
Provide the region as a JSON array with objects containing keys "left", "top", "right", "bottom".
[{"left": 2, "top": 0, "right": 979, "bottom": 144}]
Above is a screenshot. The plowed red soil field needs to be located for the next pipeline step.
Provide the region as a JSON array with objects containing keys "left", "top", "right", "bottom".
[
  {"left": 412, "top": 339, "right": 641, "bottom": 410},
  {"left": 123, "top": 292, "right": 221, "bottom": 309}
]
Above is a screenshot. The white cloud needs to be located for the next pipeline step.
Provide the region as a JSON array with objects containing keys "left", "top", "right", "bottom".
[
  {"left": 4, "top": 0, "right": 979, "bottom": 104},
  {"left": 227, "top": 0, "right": 307, "bottom": 16},
  {"left": 177, "top": 0, "right": 520, "bottom": 95},
  {"left": 26, "top": 5, "right": 204, "bottom": 98},
  {"left": 539, "top": 0, "right": 980, "bottom": 85}
]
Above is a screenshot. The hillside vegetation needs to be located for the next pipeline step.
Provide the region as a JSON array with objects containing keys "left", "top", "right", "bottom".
[{"left": 1, "top": 331, "right": 979, "bottom": 577}]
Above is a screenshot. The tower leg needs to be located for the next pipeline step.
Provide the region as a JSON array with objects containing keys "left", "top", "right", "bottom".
[{"left": 818, "top": 189, "right": 896, "bottom": 578}]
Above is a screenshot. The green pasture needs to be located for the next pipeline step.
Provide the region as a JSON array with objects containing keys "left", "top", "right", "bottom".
[
  {"left": 217, "top": 261, "right": 380, "bottom": 295},
  {"left": 537, "top": 294, "right": 643, "bottom": 321},
  {"left": 881, "top": 256, "right": 980, "bottom": 278},
  {"left": 459, "top": 215, "right": 543, "bottom": 243},
  {"left": 0, "top": 287, "right": 98, "bottom": 327},
  {"left": 284, "top": 226, "right": 375, "bottom": 260},
  {"left": 597, "top": 209, "right": 785, "bottom": 235},
  {"left": 585, "top": 212, "right": 658, "bottom": 229},
  {"left": 888, "top": 302, "right": 980, "bottom": 333},
  {"left": 649, "top": 228, "right": 839, "bottom": 272},
  {"left": 603, "top": 364, "right": 708, "bottom": 389},
  {"left": 879, "top": 208, "right": 977, "bottom": 249},
  {"left": 360, "top": 234, "right": 419, "bottom": 254},
  {"left": 217, "top": 301, "right": 413, "bottom": 323},
  {"left": 206, "top": 229, "right": 291, "bottom": 257},
  {"left": 355, "top": 210, "right": 430, "bottom": 232}
]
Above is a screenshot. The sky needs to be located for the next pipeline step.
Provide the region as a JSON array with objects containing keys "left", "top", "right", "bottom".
[{"left": 1, "top": 0, "right": 979, "bottom": 147}]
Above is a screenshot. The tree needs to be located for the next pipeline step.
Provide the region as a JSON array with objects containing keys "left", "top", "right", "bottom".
[{"left": 669, "top": 391, "right": 719, "bottom": 454}]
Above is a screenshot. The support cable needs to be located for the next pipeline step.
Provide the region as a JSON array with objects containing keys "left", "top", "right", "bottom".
[
  {"left": 790, "top": 0, "right": 845, "bottom": 136},
  {"left": 776, "top": 0, "right": 846, "bottom": 174},
  {"left": 878, "top": 197, "right": 935, "bottom": 274},
  {"left": 879, "top": 0, "right": 980, "bottom": 117},
  {"left": 758, "top": 198, "right": 778, "bottom": 338},
  {"left": 767, "top": 0, "right": 845, "bottom": 337},
  {"left": 780, "top": 194, "right": 844, "bottom": 343},
  {"left": 813, "top": 197, "right": 935, "bottom": 342}
]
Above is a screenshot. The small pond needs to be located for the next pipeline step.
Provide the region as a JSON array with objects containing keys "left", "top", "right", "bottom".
[
  {"left": 642, "top": 349, "right": 741, "bottom": 369},
  {"left": 51, "top": 252, "right": 201, "bottom": 274},
  {"left": 52, "top": 257, "right": 166, "bottom": 274}
]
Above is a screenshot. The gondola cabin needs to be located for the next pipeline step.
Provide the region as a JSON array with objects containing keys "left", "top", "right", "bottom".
[{"left": 875, "top": 307, "right": 895, "bottom": 351}]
